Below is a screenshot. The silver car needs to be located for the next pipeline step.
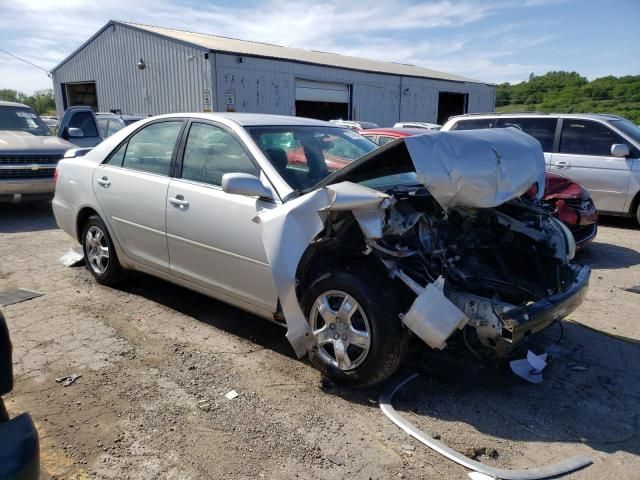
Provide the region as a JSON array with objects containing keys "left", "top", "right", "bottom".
[
  {"left": 53, "top": 113, "right": 590, "bottom": 386},
  {"left": 441, "top": 113, "right": 640, "bottom": 223}
]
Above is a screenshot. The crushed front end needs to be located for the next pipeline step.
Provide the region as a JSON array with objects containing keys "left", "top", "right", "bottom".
[{"left": 371, "top": 186, "right": 590, "bottom": 356}]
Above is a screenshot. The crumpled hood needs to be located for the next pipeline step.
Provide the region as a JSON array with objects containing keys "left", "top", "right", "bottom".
[
  {"left": 0, "top": 130, "right": 74, "bottom": 155},
  {"left": 319, "top": 127, "right": 546, "bottom": 210}
]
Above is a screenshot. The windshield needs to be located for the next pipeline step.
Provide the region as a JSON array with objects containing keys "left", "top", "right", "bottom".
[
  {"left": 0, "top": 106, "right": 51, "bottom": 136},
  {"left": 609, "top": 119, "right": 640, "bottom": 144},
  {"left": 246, "top": 126, "right": 377, "bottom": 191}
]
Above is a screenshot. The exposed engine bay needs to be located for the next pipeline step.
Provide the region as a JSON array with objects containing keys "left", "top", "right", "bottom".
[{"left": 313, "top": 184, "right": 587, "bottom": 357}]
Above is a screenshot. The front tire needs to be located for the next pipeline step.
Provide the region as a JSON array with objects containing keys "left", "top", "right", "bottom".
[
  {"left": 81, "top": 215, "right": 123, "bottom": 286},
  {"left": 302, "top": 267, "right": 409, "bottom": 388}
]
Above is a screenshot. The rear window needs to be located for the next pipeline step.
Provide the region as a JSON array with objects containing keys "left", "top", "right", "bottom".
[
  {"left": 449, "top": 118, "right": 497, "bottom": 130},
  {"left": 496, "top": 117, "right": 558, "bottom": 151}
]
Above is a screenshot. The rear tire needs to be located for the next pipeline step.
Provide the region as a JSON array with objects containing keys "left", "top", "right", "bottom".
[
  {"left": 302, "top": 266, "right": 409, "bottom": 388},
  {"left": 81, "top": 215, "right": 124, "bottom": 286}
]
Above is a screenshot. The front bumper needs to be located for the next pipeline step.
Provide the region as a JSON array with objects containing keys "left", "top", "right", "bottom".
[
  {"left": 500, "top": 264, "right": 591, "bottom": 344},
  {"left": 0, "top": 410, "right": 40, "bottom": 480},
  {"left": 0, "top": 178, "right": 55, "bottom": 202},
  {"left": 570, "top": 223, "right": 597, "bottom": 247}
]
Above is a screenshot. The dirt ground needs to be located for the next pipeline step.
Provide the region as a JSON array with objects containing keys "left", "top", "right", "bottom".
[{"left": 1, "top": 203, "right": 639, "bottom": 480}]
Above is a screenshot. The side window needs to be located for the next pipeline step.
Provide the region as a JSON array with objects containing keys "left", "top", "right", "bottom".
[
  {"left": 107, "top": 119, "right": 124, "bottom": 137},
  {"left": 450, "top": 118, "right": 497, "bottom": 130},
  {"left": 181, "top": 122, "right": 258, "bottom": 186},
  {"left": 496, "top": 117, "right": 558, "bottom": 151},
  {"left": 69, "top": 111, "right": 99, "bottom": 137},
  {"left": 122, "top": 121, "right": 183, "bottom": 175},
  {"left": 378, "top": 136, "right": 396, "bottom": 146},
  {"left": 105, "top": 142, "right": 127, "bottom": 166},
  {"left": 96, "top": 118, "right": 109, "bottom": 138},
  {"left": 559, "top": 119, "right": 627, "bottom": 156}
]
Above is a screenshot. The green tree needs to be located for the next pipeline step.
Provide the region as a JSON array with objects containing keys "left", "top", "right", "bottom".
[
  {"left": 496, "top": 71, "right": 640, "bottom": 123},
  {"left": 0, "top": 88, "right": 55, "bottom": 115}
]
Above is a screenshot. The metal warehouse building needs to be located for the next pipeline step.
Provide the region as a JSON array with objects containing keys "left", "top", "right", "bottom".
[{"left": 51, "top": 21, "right": 495, "bottom": 126}]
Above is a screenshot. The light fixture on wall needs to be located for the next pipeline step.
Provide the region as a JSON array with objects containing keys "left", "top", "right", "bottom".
[{"left": 137, "top": 58, "right": 146, "bottom": 70}]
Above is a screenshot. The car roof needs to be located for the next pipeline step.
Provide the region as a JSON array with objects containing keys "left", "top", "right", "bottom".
[
  {"left": 0, "top": 100, "right": 31, "bottom": 108},
  {"left": 360, "top": 128, "right": 429, "bottom": 137},
  {"left": 449, "top": 112, "right": 623, "bottom": 122},
  {"left": 150, "top": 112, "right": 337, "bottom": 127}
]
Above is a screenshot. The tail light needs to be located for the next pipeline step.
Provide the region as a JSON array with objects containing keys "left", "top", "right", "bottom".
[{"left": 54, "top": 167, "right": 59, "bottom": 184}]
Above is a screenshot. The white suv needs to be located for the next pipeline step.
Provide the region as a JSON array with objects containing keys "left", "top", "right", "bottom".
[{"left": 441, "top": 113, "right": 640, "bottom": 223}]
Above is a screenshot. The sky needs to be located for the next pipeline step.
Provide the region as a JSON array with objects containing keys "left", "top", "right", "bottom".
[{"left": 0, "top": 0, "right": 638, "bottom": 94}]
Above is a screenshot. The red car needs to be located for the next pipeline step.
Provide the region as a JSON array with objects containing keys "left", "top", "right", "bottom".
[{"left": 360, "top": 128, "right": 598, "bottom": 247}]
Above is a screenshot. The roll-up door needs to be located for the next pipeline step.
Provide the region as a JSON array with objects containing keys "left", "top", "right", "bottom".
[{"left": 295, "top": 79, "right": 350, "bottom": 121}]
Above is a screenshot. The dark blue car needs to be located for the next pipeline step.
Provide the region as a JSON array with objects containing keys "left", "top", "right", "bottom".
[{"left": 0, "top": 310, "right": 39, "bottom": 479}]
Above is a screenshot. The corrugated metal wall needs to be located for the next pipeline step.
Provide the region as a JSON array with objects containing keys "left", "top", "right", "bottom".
[
  {"left": 52, "top": 24, "right": 495, "bottom": 126},
  {"left": 213, "top": 53, "right": 494, "bottom": 126},
  {"left": 52, "top": 23, "right": 210, "bottom": 115}
]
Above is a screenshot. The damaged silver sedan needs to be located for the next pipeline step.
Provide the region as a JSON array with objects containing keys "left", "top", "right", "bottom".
[{"left": 53, "top": 113, "right": 590, "bottom": 387}]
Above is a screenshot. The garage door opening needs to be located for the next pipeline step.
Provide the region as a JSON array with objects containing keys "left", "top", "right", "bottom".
[
  {"left": 64, "top": 82, "right": 98, "bottom": 111},
  {"left": 437, "top": 92, "right": 468, "bottom": 125},
  {"left": 295, "top": 80, "right": 350, "bottom": 121}
]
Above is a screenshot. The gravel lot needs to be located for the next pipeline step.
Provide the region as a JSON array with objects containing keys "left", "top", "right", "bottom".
[{"left": 1, "top": 202, "right": 639, "bottom": 479}]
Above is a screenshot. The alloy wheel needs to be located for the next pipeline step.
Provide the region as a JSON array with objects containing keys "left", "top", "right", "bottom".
[
  {"left": 85, "top": 225, "right": 110, "bottom": 275},
  {"left": 309, "top": 290, "right": 371, "bottom": 371}
]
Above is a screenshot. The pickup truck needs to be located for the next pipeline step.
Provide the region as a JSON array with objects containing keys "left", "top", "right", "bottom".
[
  {"left": 0, "top": 103, "right": 106, "bottom": 203},
  {"left": 0, "top": 101, "right": 78, "bottom": 202}
]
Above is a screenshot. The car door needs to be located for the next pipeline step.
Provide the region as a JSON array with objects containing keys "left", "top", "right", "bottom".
[
  {"left": 58, "top": 106, "right": 102, "bottom": 147},
  {"left": 93, "top": 120, "right": 185, "bottom": 272},
  {"left": 166, "top": 121, "right": 278, "bottom": 312},
  {"left": 550, "top": 118, "right": 633, "bottom": 212}
]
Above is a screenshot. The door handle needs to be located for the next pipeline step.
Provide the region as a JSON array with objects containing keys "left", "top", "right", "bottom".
[
  {"left": 168, "top": 195, "right": 189, "bottom": 209},
  {"left": 555, "top": 161, "right": 570, "bottom": 168},
  {"left": 96, "top": 176, "right": 111, "bottom": 187}
]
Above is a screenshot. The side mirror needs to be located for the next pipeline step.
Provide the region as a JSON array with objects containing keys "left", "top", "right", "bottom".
[
  {"left": 222, "top": 173, "right": 274, "bottom": 200},
  {"left": 67, "top": 127, "right": 85, "bottom": 138},
  {"left": 611, "top": 143, "right": 630, "bottom": 157}
]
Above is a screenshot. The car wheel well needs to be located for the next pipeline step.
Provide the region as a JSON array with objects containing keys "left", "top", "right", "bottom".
[
  {"left": 630, "top": 189, "right": 640, "bottom": 219},
  {"left": 76, "top": 207, "right": 100, "bottom": 243},
  {"left": 295, "top": 241, "right": 397, "bottom": 302}
]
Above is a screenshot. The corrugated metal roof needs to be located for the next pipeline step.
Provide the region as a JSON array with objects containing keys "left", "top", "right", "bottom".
[{"left": 66, "top": 20, "right": 478, "bottom": 85}]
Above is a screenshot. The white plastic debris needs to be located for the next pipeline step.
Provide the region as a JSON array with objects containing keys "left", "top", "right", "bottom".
[
  {"left": 401, "top": 276, "right": 468, "bottom": 350},
  {"left": 55, "top": 373, "right": 82, "bottom": 387},
  {"left": 468, "top": 472, "right": 496, "bottom": 480},
  {"left": 59, "top": 247, "right": 84, "bottom": 267},
  {"left": 224, "top": 389, "right": 239, "bottom": 400},
  {"left": 509, "top": 351, "right": 548, "bottom": 384}
]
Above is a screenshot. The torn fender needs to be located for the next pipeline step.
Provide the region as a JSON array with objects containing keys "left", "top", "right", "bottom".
[{"left": 255, "top": 182, "right": 389, "bottom": 357}]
